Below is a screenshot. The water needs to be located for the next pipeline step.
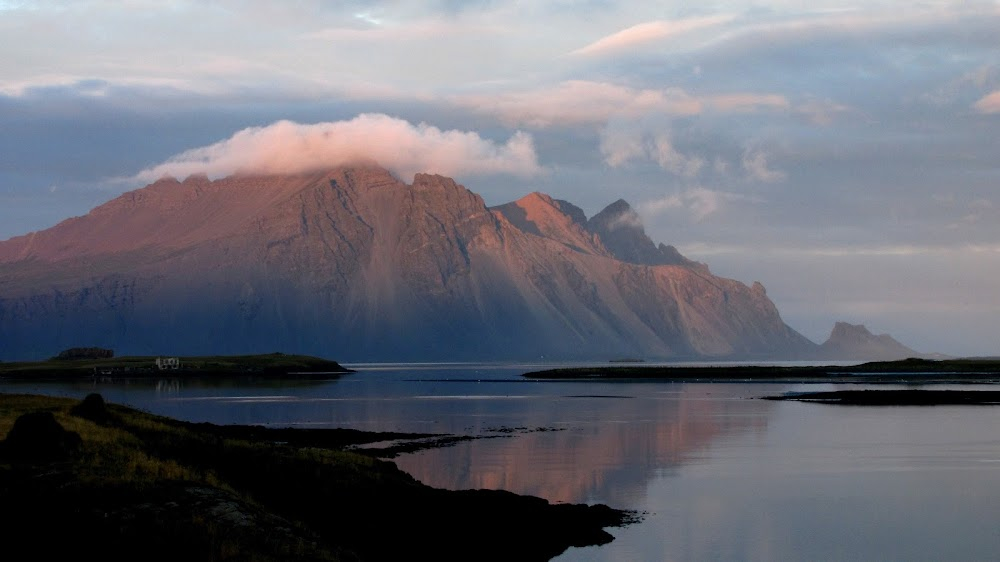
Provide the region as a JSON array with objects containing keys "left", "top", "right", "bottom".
[{"left": 3, "top": 362, "right": 1000, "bottom": 561}]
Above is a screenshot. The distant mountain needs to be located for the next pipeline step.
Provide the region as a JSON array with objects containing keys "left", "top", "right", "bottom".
[
  {"left": 818, "top": 322, "right": 927, "bottom": 361},
  {"left": 0, "top": 166, "right": 819, "bottom": 362}
]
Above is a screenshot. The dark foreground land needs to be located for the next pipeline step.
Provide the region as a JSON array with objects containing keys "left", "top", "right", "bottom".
[
  {"left": 0, "top": 352, "right": 353, "bottom": 379},
  {"left": 0, "top": 393, "right": 634, "bottom": 562},
  {"left": 523, "top": 357, "right": 1000, "bottom": 384},
  {"left": 763, "top": 389, "right": 1000, "bottom": 405}
]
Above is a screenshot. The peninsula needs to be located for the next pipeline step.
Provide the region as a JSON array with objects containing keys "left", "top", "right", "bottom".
[
  {"left": 0, "top": 352, "right": 352, "bottom": 380},
  {"left": 522, "top": 357, "right": 1000, "bottom": 384}
]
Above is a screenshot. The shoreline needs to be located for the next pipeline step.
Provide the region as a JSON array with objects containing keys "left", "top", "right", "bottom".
[
  {"left": 521, "top": 357, "right": 1000, "bottom": 384},
  {"left": 0, "top": 392, "right": 636, "bottom": 561},
  {"left": 762, "top": 389, "right": 1000, "bottom": 405},
  {"left": 0, "top": 352, "right": 355, "bottom": 380}
]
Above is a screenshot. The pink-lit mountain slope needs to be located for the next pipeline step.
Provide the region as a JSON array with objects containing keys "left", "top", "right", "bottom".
[{"left": 0, "top": 167, "right": 818, "bottom": 361}]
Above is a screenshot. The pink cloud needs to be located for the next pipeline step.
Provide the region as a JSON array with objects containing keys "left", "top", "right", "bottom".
[
  {"left": 707, "top": 93, "right": 790, "bottom": 112},
  {"left": 454, "top": 81, "right": 702, "bottom": 127},
  {"left": 974, "top": 90, "right": 1000, "bottom": 113},
  {"left": 133, "top": 114, "right": 542, "bottom": 183},
  {"left": 454, "top": 81, "right": 793, "bottom": 128},
  {"left": 572, "top": 16, "right": 735, "bottom": 57}
]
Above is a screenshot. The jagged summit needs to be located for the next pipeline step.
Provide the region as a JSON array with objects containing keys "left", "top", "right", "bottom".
[
  {"left": 490, "top": 193, "right": 603, "bottom": 255},
  {"left": 0, "top": 165, "right": 816, "bottom": 361},
  {"left": 492, "top": 195, "right": 704, "bottom": 269},
  {"left": 586, "top": 199, "right": 702, "bottom": 268}
]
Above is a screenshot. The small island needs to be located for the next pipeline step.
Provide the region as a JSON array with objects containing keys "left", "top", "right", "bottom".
[
  {"left": 522, "top": 357, "right": 1000, "bottom": 384},
  {"left": 0, "top": 350, "right": 353, "bottom": 380},
  {"left": 0, "top": 393, "right": 635, "bottom": 561}
]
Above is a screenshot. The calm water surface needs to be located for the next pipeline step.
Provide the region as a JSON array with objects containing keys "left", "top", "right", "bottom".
[{"left": 3, "top": 362, "right": 1000, "bottom": 561}]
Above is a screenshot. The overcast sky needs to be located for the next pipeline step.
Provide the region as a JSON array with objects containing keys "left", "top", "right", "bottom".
[{"left": 2, "top": 1, "right": 999, "bottom": 356}]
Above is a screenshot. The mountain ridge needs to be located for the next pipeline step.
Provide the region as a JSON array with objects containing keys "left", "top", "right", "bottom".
[{"left": 0, "top": 166, "right": 917, "bottom": 362}]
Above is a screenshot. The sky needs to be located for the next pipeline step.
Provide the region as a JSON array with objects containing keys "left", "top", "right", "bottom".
[{"left": 1, "top": 0, "right": 999, "bottom": 356}]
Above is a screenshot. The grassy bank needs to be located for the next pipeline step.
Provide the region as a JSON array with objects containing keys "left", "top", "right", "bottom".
[{"left": 0, "top": 393, "right": 633, "bottom": 561}]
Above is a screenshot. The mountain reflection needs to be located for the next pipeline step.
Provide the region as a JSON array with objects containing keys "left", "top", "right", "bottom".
[{"left": 392, "top": 384, "right": 774, "bottom": 506}]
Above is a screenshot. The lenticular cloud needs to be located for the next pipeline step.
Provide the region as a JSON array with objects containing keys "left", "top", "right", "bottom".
[{"left": 134, "top": 114, "right": 542, "bottom": 183}]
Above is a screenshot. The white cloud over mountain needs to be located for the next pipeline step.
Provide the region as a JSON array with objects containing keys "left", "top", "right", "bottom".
[{"left": 134, "top": 114, "right": 542, "bottom": 183}]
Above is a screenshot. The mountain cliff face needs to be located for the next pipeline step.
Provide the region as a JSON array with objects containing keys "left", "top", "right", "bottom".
[{"left": 0, "top": 167, "right": 817, "bottom": 361}]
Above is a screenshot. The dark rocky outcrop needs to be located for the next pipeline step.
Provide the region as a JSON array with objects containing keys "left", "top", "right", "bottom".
[
  {"left": 0, "top": 411, "right": 82, "bottom": 461},
  {"left": 71, "top": 393, "right": 115, "bottom": 425}
]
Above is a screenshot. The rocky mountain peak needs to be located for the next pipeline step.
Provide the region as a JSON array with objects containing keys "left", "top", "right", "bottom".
[
  {"left": 586, "top": 200, "right": 700, "bottom": 268},
  {"left": 819, "top": 322, "right": 923, "bottom": 361},
  {"left": 0, "top": 165, "right": 819, "bottom": 362},
  {"left": 491, "top": 193, "right": 604, "bottom": 255}
]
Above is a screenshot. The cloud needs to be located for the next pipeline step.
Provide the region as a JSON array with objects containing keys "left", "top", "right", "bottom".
[
  {"left": 132, "top": 114, "right": 542, "bottom": 183},
  {"left": 649, "top": 136, "right": 705, "bottom": 178},
  {"left": 599, "top": 126, "right": 704, "bottom": 178},
  {"left": 640, "top": 187, "right": 744, "bottom": 221},
  {"left": 606, "top": 208, "right": 644, "bottom": 231},
  {"left": 572, "top": 15, "right": 735, "bottom": 57},
  {"left": 453, "top": 81, "right": 702, "bottom": 128},
  {"left": 707, "top": 93, "right": 789, "bottom": 112},
  {"left": 741, "top": 149, "right": 786, "bottom": 183},
  {"left": 682, "top": 241, "right": 1000, "bottom": 258},
  {"left": 453, "top": 81, "right": 793, "bottom": 128},
  {"left": 974, "top": 90, "right": 1000, "bottom": 113}
]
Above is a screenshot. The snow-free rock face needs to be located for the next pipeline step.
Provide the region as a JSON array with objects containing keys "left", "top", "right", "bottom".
[
  {"left": 585, "top": 199, "right": 704, "bottom": 269},
  {"left": 818, "top": 322, "right": 923, "bottom": 361},
  {"left": 0, "top": 167, "right": 816, "bottom": 361}
]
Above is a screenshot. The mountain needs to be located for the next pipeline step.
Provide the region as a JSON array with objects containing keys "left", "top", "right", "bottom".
[
  {"left": 0, "top": 166, "right": 819, "bottom": 361},
  {"left": 585, "top": 199, "right": 704, "bottom": 268},
  {"left": 817, "top": 322, "right": 926, "bottom": 361}
]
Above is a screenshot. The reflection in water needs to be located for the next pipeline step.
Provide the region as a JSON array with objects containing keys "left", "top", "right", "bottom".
[
  {"left": 155, "top": 379, "right": 181, "bottom": 395},
  {"left": 394, "top": 384, "right": 773, "bottom": 506},
  {"left": 5, "top": 369, "right": 1000, "bottom": 561}
]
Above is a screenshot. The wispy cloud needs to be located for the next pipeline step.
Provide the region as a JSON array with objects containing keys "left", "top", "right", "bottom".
[
  {"left": 974, "top": 90, "right": 1000, "bottom": 113},
  {"left": 455, "top": 80, "right": 794, "bottom": 128},
  {"left": 132, "top": 114, "right": 542, "bottom": 183},
  {"left": 600, "top": 126, "right": 705, "bottom": 177},
  {"left": 453, "top": 81, "right": 702, "bottom": 127},
  {"left": 708, "top": 93, "right": 789, "bottom": 112},
  {"left": 741, "top": 149, "right": 786, "bottom": 183},
  {"left": 683, "top": 242, "right": 1000, "bottom": 258},
  {"left": 640, "top": 187, "right": 747, "bottom": 221},
  {"left": 571, "top": 15, "right": 736, "bottom": 57}
]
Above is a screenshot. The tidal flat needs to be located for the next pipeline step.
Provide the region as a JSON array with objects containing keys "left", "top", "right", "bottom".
[{"left": 0, "top": 392, "right": 634, "bottom": 562}]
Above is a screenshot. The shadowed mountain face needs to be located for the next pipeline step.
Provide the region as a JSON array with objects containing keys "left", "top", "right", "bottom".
[
  {"left": 0, "top": 167, "right": 817, "bottom": 361},
  {"left": 585, "top": 199, "right": 704, "bottom": 269},
  {"left": 818, "top": 322, "right": 923, "bottom": 361}
]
